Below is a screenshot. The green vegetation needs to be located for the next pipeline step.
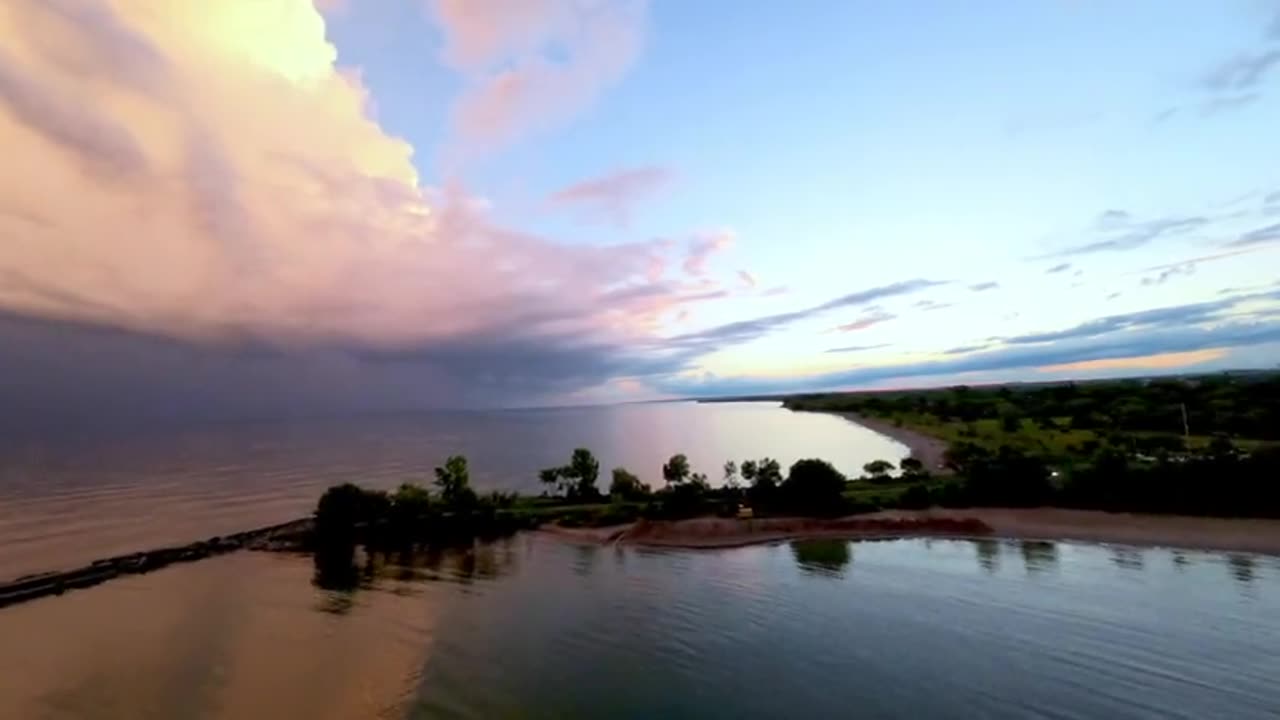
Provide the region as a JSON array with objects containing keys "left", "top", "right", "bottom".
[
  {"left": 783, "top": 372, "right": 1280, "bottom": 518},
  {"left": 310, "top": 373, "right": 1280, "bottom": 584},
  {"left": 785, "top": 372, "right": 1280, "bottom": 453}
]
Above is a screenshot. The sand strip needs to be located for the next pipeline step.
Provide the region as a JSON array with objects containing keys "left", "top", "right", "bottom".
[
  {"left": 543, "top": 508, "right": 1280, "bottom": 556},
  {"left": 828, "top": 412, "right": 949, "bottom": 471}
]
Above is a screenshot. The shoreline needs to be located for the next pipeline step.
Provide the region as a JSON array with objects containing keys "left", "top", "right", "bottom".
[
  {"left": 825, "top": 411, "right": 949, "bottom": 471},
  {"left": 542, "top": 508, "right": 1280, "bottom": 556}
]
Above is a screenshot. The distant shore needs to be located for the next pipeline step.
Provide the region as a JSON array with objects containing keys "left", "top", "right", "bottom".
[
  {"left": 542, "top": 508, "right": 1280, "bottom": 556},
  {"left": 828, "top": 411, "right": 949, "bottom": 471}
]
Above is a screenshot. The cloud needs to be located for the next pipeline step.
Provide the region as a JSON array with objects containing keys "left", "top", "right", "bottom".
[
  {"left": 1266, "top": 191, "right": 1280, "bottom": 206},
  {"left": 1050, "top": 215, "right": 1209, "bottom": 257},
  {"left": 681, "top": 229, "right": 735, "bottom": 276},
  {"left": 824, "top": 343, "right": 891, "bottom": 355},
  {"left": 1204, "top": 49, "right": 1280, "bottom": 91},
  {"left": 912, "top": 299, "right": 953, "bottom": 312},
  {"left": 969, "top": 281, "right": 999, "bottom": 292},
  {"left": 941, "top": 344, "right": 990, "bottom": 356},
  {"left": 0, "top": 0, "right": 737, "bottom": 417},
  {"left": 998, "top": 292, "right": 1278, "bottom": 346},
  {"left": 1046, "top": 263, "right": 1072, "bottom": 274},
  {"left": 1150, "top": 107, "right": 1179, "bottom": 126},
  {"left": 432, "top": 0, "right": 648, "bottom": 158},
  {"left": 1095, "top": 209, "right": 1131, "bottom": 229},
  {"left": 659, "top": 302, "right": 1280, "bottom": 398},
  {"left": 660, "top": 279, "right": 943, "bottom": 355},
  {"left": 1141, "top": 263, "right": 1195, "bottom": 286},
  {"left": 547, "top": 165, "right": 670, "bottom": 225},
  {"left": 0, "top": 46, "right": 149, "bottom": 178},
  {"left": 1106, "top": 292, "right": 1122, "bottom": 300},
  {"left": 1137, "top": 248, "right": 1263, "bottom": 288},
  {"left": 1228, "top": 222, "right": 1280, "bottom": 247},
  {"left": 0, "top": 308, "right": 692, "bottom": 427},
  {"left": 737, "top": 270, "right": 757, "bottom": 289},
  {"left": 834, "top": 309, "right": 896, "bottom": 333},
  {"left": 1200, "top": 93, "right": 1262, "bottom": 115}
]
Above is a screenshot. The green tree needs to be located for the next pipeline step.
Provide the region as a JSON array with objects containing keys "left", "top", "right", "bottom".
[
  {"left": 899, "top": 457, "right": 925, "bottom": 477},
  {"left": 723, "top": 460, "right": 739, "bottom": 489},
  {"left": 783, "top": 459, "right": 847, "bottom": 513},
  {"left": 565, "top": 448, "right": 601, "bottom": 499},
  {"left": 434, "top": 455, "right": 474, "bottom": 507},
  {"left": 863, "top": 459, "right": 894, "bottom": 481},
  {"left": 539, "top": 466, "right": 563, "bottom": 494},
  {"left": 662, "top": 453, "right": 691, "bottom": 486},
  {"left": 315, "top": 483, "right": 367, "bottom": 547},
  {"left": 610, "top": 467, "right": 647, "bottom": 500},
  {"left": 754, "top": 458, "right": 783, "bottom": 486}
]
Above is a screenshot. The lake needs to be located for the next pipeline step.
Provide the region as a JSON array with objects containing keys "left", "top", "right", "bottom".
[
  {"left": 0, "top": 535, "right": 1275, "bottom": 719},
  {"left": 0, "top": 401, "right": 905, "bottom": 578}
]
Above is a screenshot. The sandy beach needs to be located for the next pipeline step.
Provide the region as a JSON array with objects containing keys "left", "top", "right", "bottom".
[
  {"left": 542, "top": 508, "right": 1280, "bottom": 556},
  {"left": 831, "top": 412, "right": 950, "bottom": 471}
]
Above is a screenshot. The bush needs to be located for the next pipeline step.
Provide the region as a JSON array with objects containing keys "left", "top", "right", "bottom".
[
  {"left": 899, "top": 484, "right": 932, "bottom": 510},
  {"left": 783, "top": 459, "right": 848, "bottom": 515},
  {"left": 610, "top": 467, "right": 648, "bottom": 501}
]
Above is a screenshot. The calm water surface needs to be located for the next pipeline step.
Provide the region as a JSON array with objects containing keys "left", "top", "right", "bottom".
[
  {"left": 0, "top": 402, "right": 904, "bottom": 577},
  {"left": 0, "top": 536, "right": 1275, "bottom": 719}
]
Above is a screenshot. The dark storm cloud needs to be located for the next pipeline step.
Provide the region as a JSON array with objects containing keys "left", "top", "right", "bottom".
[
  {"left": 0, "top": 278, "right": 949, "bottom": 425},
  {"left": 0, "top": 309, "right": 689, "bottom": 428}
]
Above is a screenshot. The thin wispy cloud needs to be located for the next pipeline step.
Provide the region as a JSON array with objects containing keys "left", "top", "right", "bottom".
[
  {"left": 834, "top": 309, "right": 896, "bottom": 333},
  {"left": 548, "top": 166, "right": 671, "bottom": 226},
  {"left": 1046, "top": 263, "right": 1072, "bottom": 274},
  {"left": 824, "top": 343, "right": 891, "bottom": 354},
  {"left": 1203, "top": 49, "right": 1280, "bottom": 92},
  {"left": 661, "top": 279, "right": 943, "bottom": 355},
  {"left": 1050, "top": 216, "right": 1208, "bottom": 257},
  {"left": 1228, "top": 222, "right": 1280, "bottom": 247},
  {"left": 969, "top": 281, "right": 999, "bottom": 292}
]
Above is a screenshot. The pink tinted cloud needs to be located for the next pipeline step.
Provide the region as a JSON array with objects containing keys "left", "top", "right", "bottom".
[
  {"left": 549, "top": 165, "right": 671, "bottom": 225},
  {"left": 430, "top": 0, "right": 649, "bottom": 157},
  {"left": 0, "top": 0, "right": 719, "bottom": 365},
  {"left": 682, "top": 229, "right": 735, "bottom": 276}
]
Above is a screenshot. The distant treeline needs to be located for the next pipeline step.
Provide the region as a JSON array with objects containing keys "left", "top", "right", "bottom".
[{"left": 783, "top": 373, "right": 1280, "bottom": 440}]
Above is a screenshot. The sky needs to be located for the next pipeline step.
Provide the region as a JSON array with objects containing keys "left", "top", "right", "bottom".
[{"left": 1, "top": 0, "right": 1278, "bottom": 424}]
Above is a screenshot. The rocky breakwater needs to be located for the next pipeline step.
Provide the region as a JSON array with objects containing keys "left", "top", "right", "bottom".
[{"left": 0, "top": 518, "right": 313, "bottom": 609}]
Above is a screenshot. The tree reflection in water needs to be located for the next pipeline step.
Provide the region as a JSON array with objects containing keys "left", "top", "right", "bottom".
[
  {"left": 310, "top": 537, "right": 520, "bottom": 612},
  {"left": 790, "top": 539, "right": 853, "bottom": 577},
  {"left": 1020, "top": 540, "right": 1059, "bottom": 575},
  {"left": 973, "top": 538, "right": 1001, "bottom": 574},
  {"left": 1227, "top": 554, "right": 1257, "bottom": 587}
]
